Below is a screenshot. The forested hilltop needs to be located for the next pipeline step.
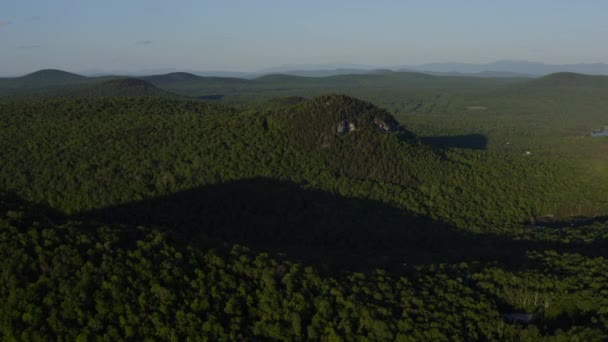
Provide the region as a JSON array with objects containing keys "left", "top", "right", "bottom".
[{"left": 1, "top": 76, "right": 608, "bottom": 339}]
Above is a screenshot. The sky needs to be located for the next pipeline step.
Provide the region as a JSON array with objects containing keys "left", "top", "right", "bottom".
[{"left": 1, "top": 0, "right": 608, "bottom": 76}]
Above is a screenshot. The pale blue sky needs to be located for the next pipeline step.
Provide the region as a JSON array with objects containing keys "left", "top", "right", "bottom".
[{"left": 1, "top": 0, "right": 607, "bottom": 75}]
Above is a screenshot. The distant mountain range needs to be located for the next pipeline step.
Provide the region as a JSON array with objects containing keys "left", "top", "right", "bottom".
[
  {"left": 260, "top": 61, "right": 608, "bottom": 78},
  {"left": 7, "top": 60, "right": 608, "bottom": 79},
  {"left": 398, "top": 60, "right": 608, "bottom": 77},
  {"left": 3, "top": 60, "right": 608, "bottom": 79}
]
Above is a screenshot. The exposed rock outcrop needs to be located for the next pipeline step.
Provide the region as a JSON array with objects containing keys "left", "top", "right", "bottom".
[
  {"left": 337, "top": 120, "right": 357, "bottom": 134},
  {"left": 271, "top": 94, "right": 411, "bottom": 148},
  {"left": 373, "top": 116, "right": 399, "bottom": 132}
]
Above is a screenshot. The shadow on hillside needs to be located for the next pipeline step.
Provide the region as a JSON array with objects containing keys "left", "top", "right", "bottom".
[
  {"left": 421, "top": 134, "right": 488, "bottom": 150},
  {"left": 0, "top": 191, "right": 66, "bottom": 226},
  {"left": 73, "top": 178, "right": 607, "bottom": 273},
  {"left": 396, "top": 130, "right": 418, "bottom": 143},
  {"left": 197, "top": 94, "right": 224, "bottom": 100},
  {"left": 531, "top": 214, "right": 608, "bottom": 228}
]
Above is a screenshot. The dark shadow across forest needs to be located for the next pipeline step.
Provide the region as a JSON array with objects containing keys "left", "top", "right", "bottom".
[
  {"left": 421, "top": 133, "right": 488, "bottom": 150},
  {"left": 197, "top": 94, "right": 224, "bottom": 100},
  {"left": 73, "top": 178, "right": 607, "bottom": 273}
]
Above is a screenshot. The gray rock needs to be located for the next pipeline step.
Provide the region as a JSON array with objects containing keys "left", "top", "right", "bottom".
[
  {"left": 373, "top": 117, "right": 399, "bottom": 132},
  {"left": 337, "top": 120, "right": 356, "bottom": 134}
]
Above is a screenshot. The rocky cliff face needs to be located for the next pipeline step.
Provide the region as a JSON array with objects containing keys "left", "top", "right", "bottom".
[{"left": 336, "top": 116, "right": 398, "bottom": 135}]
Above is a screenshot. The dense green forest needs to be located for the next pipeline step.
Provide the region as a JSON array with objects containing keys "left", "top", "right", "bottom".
[
  {"left": 1, "top": 70, "right": 608, "bottom": 339},
  {"left": 1, "top": 96, "right": 606, "bottom": 228},
  {"left": 2, "top": 186, "right": 608, "bottom": 340}
]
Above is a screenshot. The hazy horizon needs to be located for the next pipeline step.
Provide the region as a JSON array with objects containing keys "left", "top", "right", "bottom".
[
  {"left": 2, "top": 1, "right": 608, "bottom": 76},
  {"left": 6, "top": 59, "right": 608, "bottom": 79}
]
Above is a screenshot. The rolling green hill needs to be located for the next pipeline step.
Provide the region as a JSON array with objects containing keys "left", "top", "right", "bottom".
[
  {"left": 10, "top": 69, "right": 606, "bottom": 102},
  {"left": 17, "top": 69, "right": 87, "bottom": 83},
  {"left": 0, "top": 71, "right": 180, "bottom": 98},
  {"left": 526, "top": 72, "right": 608, "bottom": 88},
  {"left": 143, "top": 71, "right": 203, "bottom": 82},
  {"left": 0, "top": 69, "right": 92, "bottom": 97},
  {"left": 0, "top": 69, "right": 527, "bottom": 101},
  {"left": 141, "top": 73, "right": 253, "bottom": 98},
  {"left": 71, "top": 78, "right": 179, "bottom": 98}
]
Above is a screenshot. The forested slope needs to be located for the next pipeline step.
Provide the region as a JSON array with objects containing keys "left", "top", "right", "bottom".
[{"left": 1, "top": 96, "right": 605, "bottom": 229}]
